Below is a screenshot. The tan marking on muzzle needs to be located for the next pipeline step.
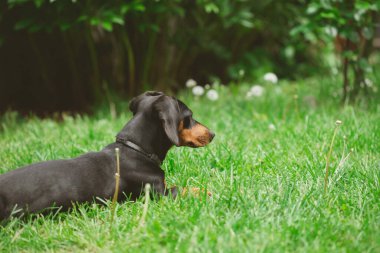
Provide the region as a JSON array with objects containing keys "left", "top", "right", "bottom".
[{"left": 178, "top": 120, "right": 212, "bottom": 147}]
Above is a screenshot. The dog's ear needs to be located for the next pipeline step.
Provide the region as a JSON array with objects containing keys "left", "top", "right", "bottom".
[
  {"left": 154, "top": 96, "right": 180, "bottom": 146},
  {"left": 129, "top": 91, "right": 164, "bottom": 115},
  {"left": 129, "top": 96, "right": 140, "bottom": 115}
]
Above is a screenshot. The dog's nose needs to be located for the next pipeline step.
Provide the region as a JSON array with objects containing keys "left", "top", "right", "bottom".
[{"left": 209, "top": 131, "right": 215, "bottom": 141}]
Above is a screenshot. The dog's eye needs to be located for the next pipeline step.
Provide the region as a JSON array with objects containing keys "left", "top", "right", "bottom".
[{"left": 183, "top": 116, "right": 191, "bottom": 128}]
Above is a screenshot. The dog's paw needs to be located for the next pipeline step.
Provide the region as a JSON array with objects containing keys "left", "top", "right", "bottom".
[{"left": 181, "top": 187, "right": 212, "bottom": 198}]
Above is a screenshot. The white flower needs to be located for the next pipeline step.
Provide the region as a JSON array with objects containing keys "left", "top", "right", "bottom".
[
  {"left": 246, "top": 85, "right": 264, "bottom": 98},
  {"left": 263, "top": 72, "right": 278, "bottom": 84},
  {"left": 206, "top": 89, "right": 219, "bottom": 101},
  {"left": 364, "top": 78, "right": 373, "bottom": 87},
  {"left": 192, "top": 85, "right": 205, "bottom": 96},
  {"left": 205, "top": 84, "right": 211, "bottom": 89},
  {"left": 186, "top": 79, "right": 197, "bottom": 88},
  {"left": 268, "top": 124, "right": 276, "bottom": 131}
]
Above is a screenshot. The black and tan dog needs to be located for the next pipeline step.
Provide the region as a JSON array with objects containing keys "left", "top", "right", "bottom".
[{"left": 0, "top": 91, "right": 215, "bottom": 220}]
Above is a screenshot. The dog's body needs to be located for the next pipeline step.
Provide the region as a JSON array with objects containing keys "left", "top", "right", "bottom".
[{"left": 0, "top": 91, "right": 214, "bottom": 220}]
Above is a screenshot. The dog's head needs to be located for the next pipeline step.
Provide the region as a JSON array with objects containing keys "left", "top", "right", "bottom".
[{"left": 129, "top": 91, "right": 215, "bottom": 147}]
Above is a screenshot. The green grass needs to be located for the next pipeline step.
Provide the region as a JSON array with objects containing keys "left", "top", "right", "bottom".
[{"left": 0, "top": 78, "right": 379, "bottom": 252}]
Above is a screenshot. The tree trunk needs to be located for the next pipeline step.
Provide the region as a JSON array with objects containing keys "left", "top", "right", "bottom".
[
  {"left": 342, "top": 57, "right": 350, "bottom": 103},
  {"left": 341, "top": 38, "right": 350, "bottom": 104}
]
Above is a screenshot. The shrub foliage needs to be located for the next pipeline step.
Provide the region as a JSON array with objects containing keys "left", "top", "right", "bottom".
[{"left": 0, "top": 0, "right": 378, "bottom": 113}]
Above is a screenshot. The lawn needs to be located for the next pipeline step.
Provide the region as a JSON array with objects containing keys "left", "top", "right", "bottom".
[{"left": 0, "top": 78, "right": 379, "bottom": 252}]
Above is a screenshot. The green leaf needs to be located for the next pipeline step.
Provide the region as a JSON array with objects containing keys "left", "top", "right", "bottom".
[
  {"left": 173, "top": 6, "right": 185, "bottom": 17},
  {"left": 121, "top": 5, "right": 130, "bottom": 14},
  {"left": 342, "top": 50, "right": 357, "bottom": 61},
  {"left": 77, "top": 15, "right": 88, "bottom": 22},
  {"left": 306, "top": 3, "right": 320, "bottom": 14},
  {"left": 304, "top": 31, "right": 317, "bottom": 42},
  {"left": 112, "top": 16, "right": 124, "bottom": 25},
  {"left": 320, "top": 12, "right": 336, "bottom": 19},
  {"left": 136, "top": 5, "right": 145, "bottom": 12},
  {"left": 28, "top": 23, "right": 43, "bottom": 32},
  {"left": 205, "top": 3, "right": 219, "bottom": 14},
  {"left": 90, "top": 18, "right": 100, "bottom": 26},
  {"left": 14, "top": 18, "right": 32, "bottom": 30},
  {"left": 355, "top": 1, "right": 372, "bottom": 11},
  {"left": 131, "top": 2, "right": 145, "bottom": 12},
  {"left": 240, "top": 20, "right": 254, "bottom": 29},
  {"left": 240, "top": 11, "right": 253, "bottom": 19},
  {"left": 102, "top": 21, "right": 113, "bottom": 32},
  {"left": 8, "top": 0, "right": 29, "bottom": 8},
  {"left": 59, "top": 22, "right": 71, "bottom": 31},
  {"left": 362, "top": 27, "right": 373, "bottom": 40},
  {"left": 376, "top": 2, "right": 380, "bottom": 10},
  {"left": 290, "top": 24, "right": 308, "bottom": 37},
  {"left": 34, "top": 0, "right": 44, "bottom": 8},
  {"left": 358, "top": 58, "right": 372, "bottom": 72},
  {"left": 347, "top": 31, "right": 360, "bottom": 43}
]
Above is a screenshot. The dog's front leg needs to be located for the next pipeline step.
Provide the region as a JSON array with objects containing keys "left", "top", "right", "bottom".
[
  {"left": 149, "top": 179, "right": 177, "bottom": 199},
  {"left": 164, "top": 186, "right": 178, "bottom": 199}
]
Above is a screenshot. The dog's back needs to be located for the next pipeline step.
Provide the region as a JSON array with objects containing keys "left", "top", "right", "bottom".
[{"left": 0, "top": 150, "right": 115, "bottom": 219}]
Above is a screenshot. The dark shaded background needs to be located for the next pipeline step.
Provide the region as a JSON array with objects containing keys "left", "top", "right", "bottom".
[{"left": 0, "top": 0, "right": 378, "bottom": 114}]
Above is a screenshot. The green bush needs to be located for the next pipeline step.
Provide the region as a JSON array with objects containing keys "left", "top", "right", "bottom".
[
  {"left": 292, "top": 0, "right": 380, "bottom": 102},
  {"left": 1, "top": 0, "right": 377, "bottom": 113}
]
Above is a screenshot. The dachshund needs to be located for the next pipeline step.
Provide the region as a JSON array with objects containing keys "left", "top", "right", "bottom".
[{"left": 0, "top": 91, "right": 214, "bottom": 220}]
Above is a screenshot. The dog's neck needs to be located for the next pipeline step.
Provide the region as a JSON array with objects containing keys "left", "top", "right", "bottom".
[{"left": 117, "top": 114, "right": 173, "bottom": 162}]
